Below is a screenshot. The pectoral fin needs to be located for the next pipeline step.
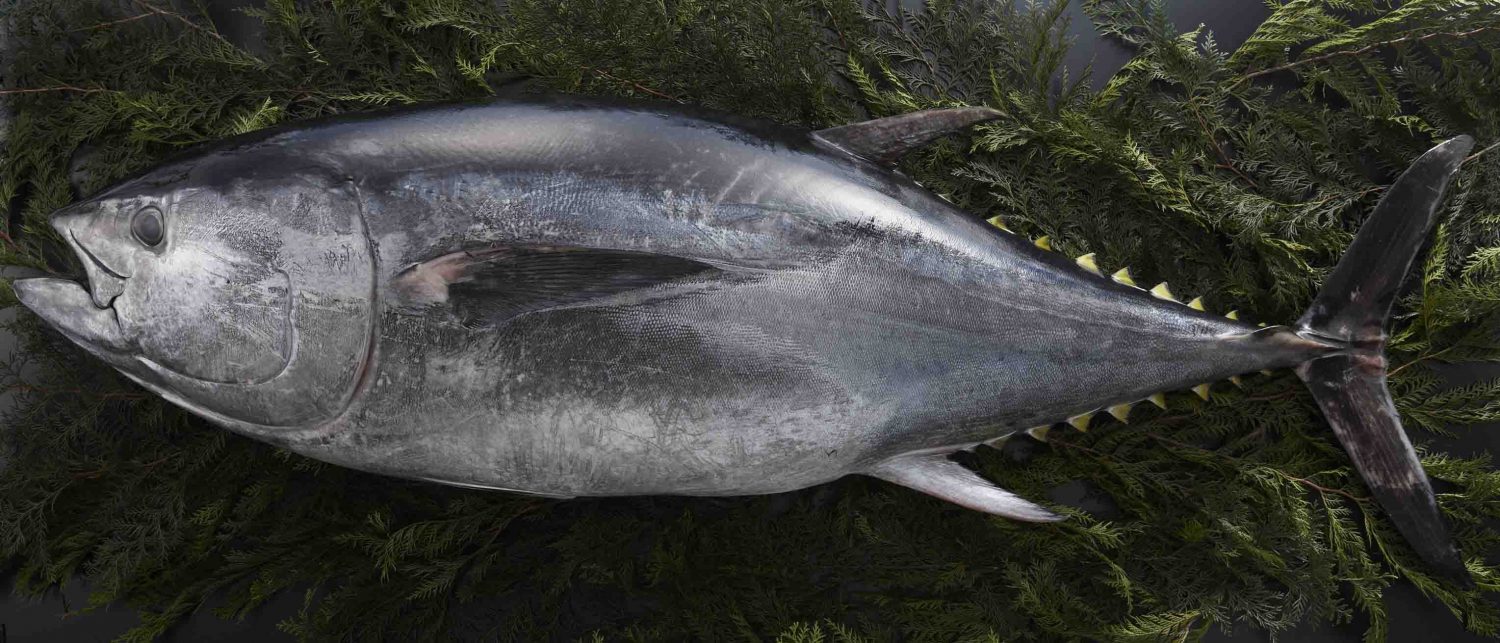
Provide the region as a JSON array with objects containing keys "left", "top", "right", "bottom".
[
  {"left": 812, "top": 107, "right": 1003, "bottom": 166},
  {"left": 867, "top": 453, "right": 1064, "bottom": 522},
  {"left": 392, "top": 244, "right": 721, "bottom": 323}
]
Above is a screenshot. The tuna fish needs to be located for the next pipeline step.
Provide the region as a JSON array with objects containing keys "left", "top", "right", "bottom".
[{"left": 10, "top": 95, "right": 1473, "bottom": 583}]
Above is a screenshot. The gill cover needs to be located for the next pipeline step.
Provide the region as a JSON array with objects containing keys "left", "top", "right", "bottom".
[{"left": 126, "top": 171, "right": 377, "bottom": 430}]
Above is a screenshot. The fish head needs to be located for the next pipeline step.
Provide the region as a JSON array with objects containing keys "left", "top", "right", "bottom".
[
  {"left": 14, "top": 145, "right": 376, "bottom": 432},
  {"left": 27, "top": 184, "right": 293, "bottom": 383}
]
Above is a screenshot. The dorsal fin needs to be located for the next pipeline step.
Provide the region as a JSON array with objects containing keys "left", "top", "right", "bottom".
[
  {"left": 811, "top": 107, "right": 1003, "bottom": 166},
  {"left": 392, "top": 244, "right": 721, "bottom": 324}
]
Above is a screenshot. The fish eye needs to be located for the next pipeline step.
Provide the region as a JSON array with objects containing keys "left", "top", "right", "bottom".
[{"left": 131, "top": 206, "right": 164, "bottom": 247}]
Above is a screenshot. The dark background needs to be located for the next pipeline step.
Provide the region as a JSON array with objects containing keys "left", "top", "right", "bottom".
[{"left": 1, "top": 0, "right": 1495, "bottom": 640}]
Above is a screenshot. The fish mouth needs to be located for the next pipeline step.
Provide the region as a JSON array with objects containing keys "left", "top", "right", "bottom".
[
  {"left": 12, "top": 277, "right": 132, "bottom": 353},
  {"left": 44, "top": 267, "right": 300, "bottom": 388},
  {"left": 11, "top": 209, "right": 133, "bottom": 353},
  {"left": 66, "top": 228, "right": 128, "bottom": 309}
]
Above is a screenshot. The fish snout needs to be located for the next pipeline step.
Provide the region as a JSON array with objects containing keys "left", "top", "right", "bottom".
[
  {"left": 52, "top": 206, "right": 128, "bottom": 309},
  {"left": 12, "top": 277, "right": 131, "bottom": 352}
]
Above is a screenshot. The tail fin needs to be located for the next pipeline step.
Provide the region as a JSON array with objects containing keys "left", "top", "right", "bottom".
[{"left": 1295, "top": 135, "right": 1474, "bottom": 586}]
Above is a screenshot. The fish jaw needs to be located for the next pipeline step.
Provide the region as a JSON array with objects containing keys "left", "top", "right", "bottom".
[
  {"left": 13, "top": 202, "right": 135, "bottom": 353},
  {"left": 54, "top": 207, "right": 129, "bottom": 309},
  {"left": 12, "top": 277, "right": 132, "bottom": 353}
]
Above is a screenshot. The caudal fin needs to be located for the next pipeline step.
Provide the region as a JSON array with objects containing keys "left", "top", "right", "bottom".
[{"left": 1295, "top": 135, "right": 1474, "bottom": 586}]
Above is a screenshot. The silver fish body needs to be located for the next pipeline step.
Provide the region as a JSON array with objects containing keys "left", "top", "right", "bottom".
[{"left": 11, "top": 95, "right": 1474, "bottom": 581}]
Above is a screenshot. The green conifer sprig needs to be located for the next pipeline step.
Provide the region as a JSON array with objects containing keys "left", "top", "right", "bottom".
[{"left": 2, "top": 0, "right": 1499, "bottom": 640}]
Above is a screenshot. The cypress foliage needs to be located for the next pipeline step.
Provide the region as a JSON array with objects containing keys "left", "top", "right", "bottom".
[{"left": 2, "top": 0, "right": 1499, "bottom": 640}]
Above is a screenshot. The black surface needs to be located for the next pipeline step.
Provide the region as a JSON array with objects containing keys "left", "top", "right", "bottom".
[{"left": 3, "top": 1, "right": 1497, "bottom": 641}]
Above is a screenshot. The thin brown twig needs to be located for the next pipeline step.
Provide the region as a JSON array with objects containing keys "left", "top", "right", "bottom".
[
  {"left": 1148, "top": 412, "right": 1196, "bottom": 425},
  {"left": 1288, "top": 474, "right": 1370, "bottom": 503},
  {"left": 71, "top": 456, "right": 172, "bottom": 480},
  {"left": 1190, "top": 105, "right": 1260, "bottom": 190},
  {"left": 1241, "top": 426, "right": 1268, "bottom": 444},
  {"left": 1464, "top": 139, "right": 1500, "bottom": 165},
  {"left": 0, "top": 85, "right": 112, "bottom": 96},
  {"left": 1239, "top": 25, "right": 1500, "bottom": 83},
  {"left": 820, "top": 2, "right": 849, "bottom": 52},
  {"left": 68, "top": 12, "right": 156, "bottom": 32},
  {"left": 129, "top": 0, "right": 232, "bottom": 47},
  {"left": 1047, "top": 437, "right": 1115, "bottom": 462},
  {"left": 487, "top": 502, "right": 543, "bottom": 536},
  {"left": 586, "top": 67, "right": 678, "bottom": 101},
  {"left": 1388, "top": 346, "right": 1453, "bottom": 378},
  {"left": 139, "top": 456, "right": 172, "bottom": 472},
  {"left": 1242, "top": 390, "right": 1297, "bottom": 403},
  {"left": 1145, "top": 430, "right": 1369, "bottom": 502},
  {"left": 1146, "top": 431, "right": 1216, "bottom": 455},
  {"left": 1309, "top": 185, "right": 1384, "bottom": 208}
]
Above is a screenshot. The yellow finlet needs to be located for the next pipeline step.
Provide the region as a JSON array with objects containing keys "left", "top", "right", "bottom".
[
  {"left": 986, "top": 216, "right": 1012, "bottom": 232},
  {"left": 1107, "top": 403, "right": 1132, "bottom": 423},
  {"left": 1075, "top": 253, "right": 1101, "bottom": 275},
  {"left": 1067, "top": 413, "right": 1093, "bottom": 432},
  {"left": 1026, "top": 425, "right": 1052, "bottom": 442},
  {"left": 1187, "top": 296, "right": 1206, "bottom": 311},
  {"left": 1260, "top": 369, "right": 1274, "bottom": 376},
  {"left": 1192, "top": 383, "right": 1211, "bottom": 400},
  {"left": 1034, "top": 236, "right": 1053, "bottom": 251},
  {"left": 1225, "top": 310, "right": 1239, "bottom": 320},
  {"left": 1148, "top": 392, "right": 1167, "bottom": 409},
  {"left": 1111, "top": 268, "right": 1136, "bottom": 287},
  {"left": 1229, "top": 375, "right": 1244, "bottom": 388},
  {"left": 1150, "top": 282, "right": 1177, "bottom": 302}
]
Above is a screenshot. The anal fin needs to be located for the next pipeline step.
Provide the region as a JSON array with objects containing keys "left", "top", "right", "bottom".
[{"left": 867, "top": 453, "right": 1063, "bottom": 522}]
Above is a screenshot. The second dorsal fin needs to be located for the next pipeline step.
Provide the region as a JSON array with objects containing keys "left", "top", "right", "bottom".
[{"left": 811, "top": 107, "right": 1003, "bottom": 166}]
